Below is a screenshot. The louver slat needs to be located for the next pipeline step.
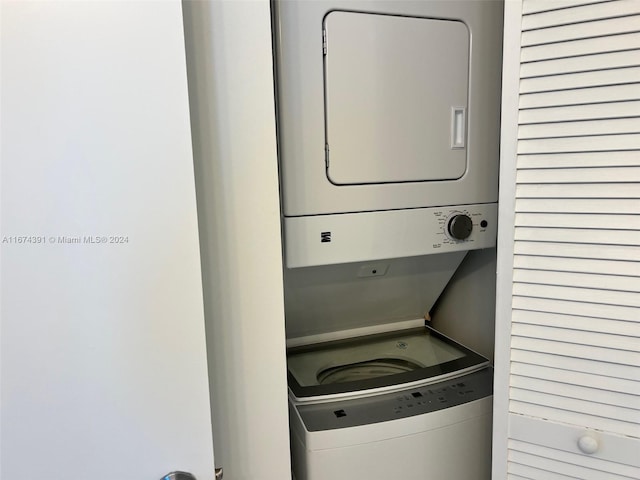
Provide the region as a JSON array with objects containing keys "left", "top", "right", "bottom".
[
  {"left": 509, "top": 401, "right": 639, "bottom": 437},
  {"left": 511, "top": 350, "right": 640, "bottom": 381},
  {"left": 516, "top": 151, "right": 640, "bottom": 169},
  {"left": 510, "top": 376, "right": 639, "bottom": 409},
  {"left": 521, "top": 67, "right": 640, "bottom": 95},
  {"left": 519, "top": 101, "right": 640, "bottom": 124},
  {"left": 511, "top": 322, "right": 639, "bottom": 351},
  {"left": 521, "top": 49, "right": 640, "bottom": 76},
  {"left": 510, "top": 337, "right": 640, "bottom": 365},
  {"left": 521, "top": 33, "right": 640, "bottom": 63},
  {"left": 522, "top": 15, "right": 640, "bottom": 46},
  {"left": 516, "top": 166, "right": 640, "bottom": 182},
  {"left": 513, "top": 267, "right": 640, "bottom": 290},
  {"left": 515, "top": 198, "right": 640, "bottom": 213},
  {"left": 515, "top": 213, "right": 640, "bottom": 229},
  {"left": 520, "top": 85, "right": 640, "bottom": 108},
  {"left": 510, "top": 389, "right": 639, "bottom": 424},
  {"left": 508, "top": 462, "right": 579, "bottom": 480},
  {"left": 519, "top": 118, "right": 640, "bottom": 138},
  {"left": 512, "top": 282, "right": 640, "bottom": 306},
  {"left": 516, "top": 184, "right": 640, "bottom": 199},
  {"left": 513, "top": 255, "right": 640, "bottom": 276},
  {"left": 522, "top": 0, "right": 640, "bottom": 31},
  {"left": 514, "top": 227, "right": 640, "bottom": 245},
  {"left": 522, "top": 0, "right": 614, "bottom": 16},
  {"left": 509, "top": 449, "right": 637, "bottom": 479},
  {"left": 512, "top": 296, "right": 639, "bottom": 322},
  {"left": 514, "top": 241, "right": 640, "bottom": 261},
  {"left": 513, "top": 310, "right": 640, "bottom": 336},
  {"left": 518, "top": 134, "right": 640, "bottom": 154}
]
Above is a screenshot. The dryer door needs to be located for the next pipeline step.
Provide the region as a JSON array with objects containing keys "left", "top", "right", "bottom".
[{"left": 324, "top": 12, "right": 469, "bottom": 185}]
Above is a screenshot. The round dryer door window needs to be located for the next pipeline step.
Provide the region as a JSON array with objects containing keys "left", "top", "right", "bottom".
[{"left": 323, "top": 11, "right": 470, "bottom": 185}]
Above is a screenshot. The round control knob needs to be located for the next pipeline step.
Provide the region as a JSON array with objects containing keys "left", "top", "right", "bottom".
[{"left": 447, "top": 214, "right": 473, "bottom": 240}]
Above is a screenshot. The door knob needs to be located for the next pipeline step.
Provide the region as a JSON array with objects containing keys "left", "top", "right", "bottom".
[
  {"left": 160, "top": 469, "right": 222, "bottom": 480},
  {"left": 161, "top": 473, "right": 196, "bottom": 480},
  {"left": 577, "top": 435, "right": 599, "bottom": 454}
]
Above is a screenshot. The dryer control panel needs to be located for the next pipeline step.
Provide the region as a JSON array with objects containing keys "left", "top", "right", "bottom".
[{"left": 285, "top": 203, "right": 497, "bottom": 268}]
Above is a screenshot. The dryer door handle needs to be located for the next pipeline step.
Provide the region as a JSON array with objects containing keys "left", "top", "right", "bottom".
[{"left": 451, "top": 107, "right": 466, "bottom": 149}]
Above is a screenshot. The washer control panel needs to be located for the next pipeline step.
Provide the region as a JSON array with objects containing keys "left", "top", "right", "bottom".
[{"left": 296, "top": 368, "right": 493, "bottom": 432}]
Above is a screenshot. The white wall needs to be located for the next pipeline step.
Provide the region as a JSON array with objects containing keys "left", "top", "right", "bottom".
[{"left": 182, "top": 1, "right": 292, "bottom": 479}]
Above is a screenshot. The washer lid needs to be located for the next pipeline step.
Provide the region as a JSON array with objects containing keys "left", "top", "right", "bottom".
[
  {"left": 287, "top": 326, "right": 488, "bottom": 400},
  {"left": 324, "top": 11, "right": 470, "bottom": 185}
]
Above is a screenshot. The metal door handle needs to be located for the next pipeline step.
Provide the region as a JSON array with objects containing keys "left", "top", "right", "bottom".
[
  {"left": 162, "top": 473, "right": 196, "bottom": 480},
  {"left": 160, "top": 469, "right": 222, "bottom": 480}
]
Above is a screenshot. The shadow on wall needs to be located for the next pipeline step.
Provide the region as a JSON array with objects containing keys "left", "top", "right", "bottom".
[{"left": 430, "top": 248, "right": 498, "bottom": 361}]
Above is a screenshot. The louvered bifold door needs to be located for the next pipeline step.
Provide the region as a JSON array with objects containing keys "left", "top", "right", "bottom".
[{"left": 495, "top": 1, "right": 640, "bottom": 479}]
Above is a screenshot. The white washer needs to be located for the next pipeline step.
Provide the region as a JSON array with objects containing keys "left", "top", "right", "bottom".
[{"left": 287, "top": 326, "right": 493, "bottom": 480}]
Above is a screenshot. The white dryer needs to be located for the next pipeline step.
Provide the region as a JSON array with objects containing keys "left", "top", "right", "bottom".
[{"left": 272, "top": 0, "right": 504, "bottom": 267}]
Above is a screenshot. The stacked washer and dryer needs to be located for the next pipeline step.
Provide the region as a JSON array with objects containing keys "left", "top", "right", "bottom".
[{"left": 271, "top": 1, "right": 504, "bottom": 479}]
